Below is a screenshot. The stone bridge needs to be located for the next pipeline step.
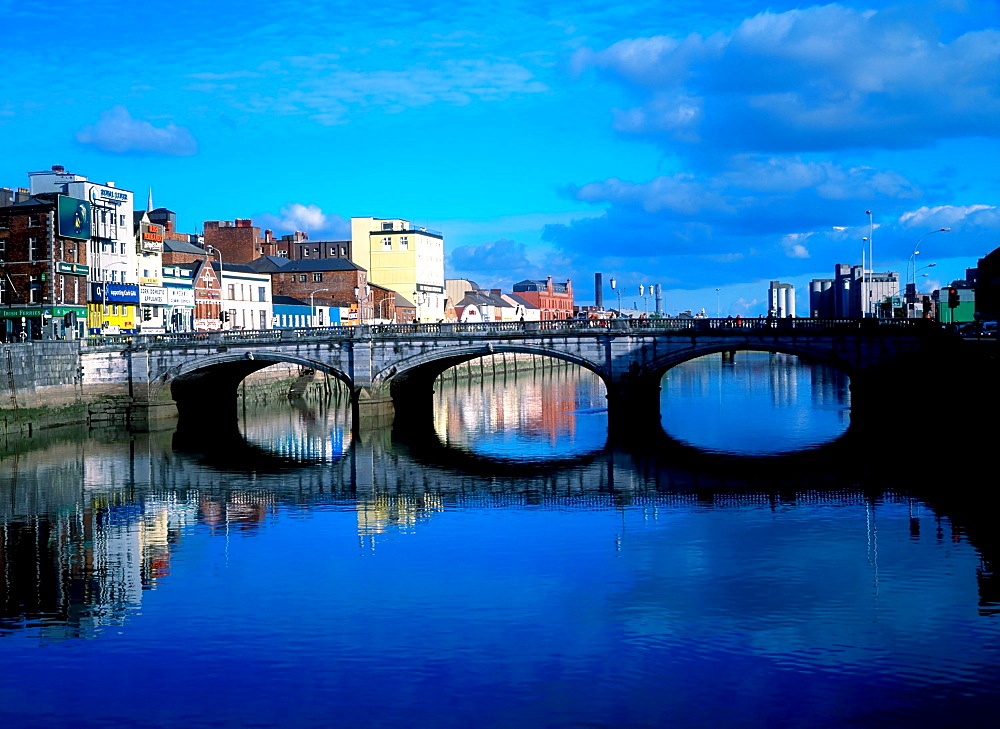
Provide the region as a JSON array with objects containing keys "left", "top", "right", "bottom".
[{"left": 84, "top": 317, "right": 954, "bottom": 430}]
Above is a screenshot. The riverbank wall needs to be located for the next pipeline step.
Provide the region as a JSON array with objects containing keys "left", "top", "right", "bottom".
[{"left": 1, "top": 342, "right": 316, "bottom": 438}]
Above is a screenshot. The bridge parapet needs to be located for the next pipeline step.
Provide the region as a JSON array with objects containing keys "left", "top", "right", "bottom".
[{"left": 80, "top": 317, "right": 948, "bottom": 352}]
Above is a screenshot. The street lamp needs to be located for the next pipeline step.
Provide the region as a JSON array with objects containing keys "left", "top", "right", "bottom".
[
  {"left": 353, "top": 284, "right": 370, "bottom": 324},
  {"left": 206, "top": 245, "right": 225, "bottom": 327},
  {"left": 716, "top": 288, "right": 721, "bottom": 318},
  {"left": 310, "top": 288, "right": 329, "bottom": 327},
  {"left": 412, "top": 290, "right": 428, "bottom": 323},
  {"left": 610, "top": 278, "right": 624, "bottom": 313},
  {"left": 909, "top": 228, "right": 949, "bottom": 292},
  {"left": 865, "top": 210, "right": 874, "bottom": 317}
]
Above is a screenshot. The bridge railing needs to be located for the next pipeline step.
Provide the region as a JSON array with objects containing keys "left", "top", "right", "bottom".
[{"left": 79, "top": 317, "right": 946, "bottom": 350}]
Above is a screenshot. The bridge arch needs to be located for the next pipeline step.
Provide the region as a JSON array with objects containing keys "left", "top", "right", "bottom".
[
  {"left": 371, "top": 342, "right": 609, "bottom": 411},
  {"left": 642, "top": 341, "right": 860, "bottom": 381},
  {"left": 156, "top": 351, "right": 353, "bottom": 425}
]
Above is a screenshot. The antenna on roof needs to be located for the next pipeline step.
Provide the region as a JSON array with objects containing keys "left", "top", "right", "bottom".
[{"left": 147, "top": 187, "right": 153, "bottom": 212}]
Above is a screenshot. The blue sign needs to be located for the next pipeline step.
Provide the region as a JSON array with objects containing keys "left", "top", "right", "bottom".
[{"left": 90, "top": 282, "right": 140, "bottom": 303}]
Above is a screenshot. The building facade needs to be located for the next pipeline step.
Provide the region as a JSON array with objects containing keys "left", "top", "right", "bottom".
[
  {"left": 768, "top": 281, "right": 796, "bottom": 318},
  {"left": 350, "top": 217, "right": 445, "bottom": 322},
  {"left": 0, "top": 193, "right": 90, "bottom": 340},
  {"left": 512, "top": 277, "right": 574, "bottom": 320}
]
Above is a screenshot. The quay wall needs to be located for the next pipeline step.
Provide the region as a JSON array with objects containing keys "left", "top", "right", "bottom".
[{"left": 0, "top": 342, "right": 313, "bottom": 437}]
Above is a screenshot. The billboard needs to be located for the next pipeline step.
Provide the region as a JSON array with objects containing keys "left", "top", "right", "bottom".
[{"left": 57, "top": 196, "right": 92, "bottom": 240}]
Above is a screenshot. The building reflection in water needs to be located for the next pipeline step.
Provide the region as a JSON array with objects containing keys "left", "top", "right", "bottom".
[{"left": 433, "top": 357, "right": 608, "bottom": 459}]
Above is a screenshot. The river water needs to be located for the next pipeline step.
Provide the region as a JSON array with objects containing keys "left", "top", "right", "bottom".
[{"left": 1, "top": 354, "right": 997, "bottom": 729}]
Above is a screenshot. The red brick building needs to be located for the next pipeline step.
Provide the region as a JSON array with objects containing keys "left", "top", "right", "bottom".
[
  {"left": 512, "top": 277, "right": 574, "bottom": 320},
  {"left": 0, "top": 193, "right": 90, "bottom": 340},
  {"left": 267, "top": 259, "right": 373, "bottom": 322}
]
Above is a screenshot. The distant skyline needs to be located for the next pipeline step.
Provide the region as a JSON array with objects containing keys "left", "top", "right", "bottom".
[{"left": 2, "top": 0, "right": 998, "bottom": 315}]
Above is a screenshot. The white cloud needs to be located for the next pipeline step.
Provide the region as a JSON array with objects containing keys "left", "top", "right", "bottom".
[
  {"left": 575, "top": 6, "right": 1000, "bottom": 152},
  {"left": 256, "top": 203, "right": 349, "bottom": 238},
  {"left": 75, "top": 106, "right": 197, "bottom": 156}
]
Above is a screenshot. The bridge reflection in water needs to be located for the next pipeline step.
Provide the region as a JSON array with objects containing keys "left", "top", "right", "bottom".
[{"left": 1, "top": 360, "right": 999, "bottom": 729}]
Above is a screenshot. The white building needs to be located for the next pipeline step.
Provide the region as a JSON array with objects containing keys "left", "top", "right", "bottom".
[
  {"left": 768, "top": 281, "right": 796, "bottom": 318},
  {"left": 215, "top": 262, "right": 273, "bottom": 330}
]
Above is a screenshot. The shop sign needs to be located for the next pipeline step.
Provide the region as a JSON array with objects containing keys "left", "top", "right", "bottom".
[
  {"left": 167, "top": 288, "right": 195, "bottom": 306},
  {"left": 140, "top": 285, "right": 167, "bottom": 305},
  {"left": 0, "top": 306, "right": 86, "bottom": 319},
  {"left": 56, "top": 262, "right": 91, "bottom": 275},
  {"left": 89, "top": 187, "right": 130, "bottom": 206},
  {"left": 90, "top": 282, "right": 140, "bottom": 303}
]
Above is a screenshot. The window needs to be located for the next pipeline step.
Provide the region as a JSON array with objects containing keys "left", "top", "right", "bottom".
[
  {"left": 0, "top": 237, "right": 6, "bottom": 261},
  {"left": 303, "top": 248, "right": 310, "bottom": 257},
  {"left": 299, "top": 274, "right": 307, "bottom": 282},
  {"left": 400, "top": 236, "right": 408, "bottom": 250},
  {"left": 0, "top": 278, "right": 6, "bottom": 304},
  {"left": 313, "top": 273, "right": 323, "bottom": 282},
  {"left": 382, "top": 236, "right": 392, "bottom": 250},
  {"left": 28, "top": 237, "right": 40, "bottom": 260},
  {"left": 259, "top": 310, "right": 267, "bottom": 330},
  {"left": 382, "top": 222, "right": 393, "bottom": 231},
  {"left": 28, "top": 215, "right": 40, "bottom": 227},
  {"left": 258, "top": 286, "right": 266, "bottom": 302},
  {"left": 227, "top": 283, "right": 235, "bottom": 301}
]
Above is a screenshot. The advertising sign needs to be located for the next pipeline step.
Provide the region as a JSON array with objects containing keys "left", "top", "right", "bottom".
[
  {"left": 90, "top": 282, "right": 141, "bottom": 303},
  {"left": 57, "top": 196, "right": 91, "bottom": 240},
  {"left": 140, "top": 285, "right": 167, "bottom": 305},
  {"left": 167, "top": 288, "right": 195, "bottom": 306}
]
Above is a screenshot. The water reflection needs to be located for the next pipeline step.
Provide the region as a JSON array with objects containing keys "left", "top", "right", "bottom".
[
  {"left": 662, "top": 351, "right": 851, "bottom": 454},
  {"left": 1, "top": 371, "right": 999, "bottom": 729},
  {"left": 433, "top": 360, "right": 608, "bottom": 460}
]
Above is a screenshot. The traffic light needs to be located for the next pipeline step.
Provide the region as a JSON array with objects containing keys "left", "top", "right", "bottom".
[
  {"left": 948, "top": 288, "right": 960, "bottom": 308},
  {"left": 142, "top": 308, "right": 152, "bottom": 321},
  {"left": 220, "top": 311, "right": 230, "bottom": 322}
]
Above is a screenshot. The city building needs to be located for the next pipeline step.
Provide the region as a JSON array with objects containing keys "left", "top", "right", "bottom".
[
  {"left": 511, "top": 277, "right": 574, "bottom": 320},
  {"left": 266, "top": 258, "right": 373, "bottom": 323},
  {"left": 934, "top": 281, "right": 976, "bottom": 324},
  {"left": 213, "top": 262, "right": 272, "bottom": 331},
  {"left": 768, "top": 281, "right": 796, "bottom": 318},
  {"left": 350, "top": 217, "right": 445, "bottom": 322},
  {"left": 290, "top": 238, "right": 352, "bottom": 261},
  {"left": 810, "top": 264, "right": 900, "bottom": 318},
  {"left": 27, "top": 166, "right": 138, "bottom": 336},
  {"left": 0, "top": 191, "right": 90, "bottom": 340}
]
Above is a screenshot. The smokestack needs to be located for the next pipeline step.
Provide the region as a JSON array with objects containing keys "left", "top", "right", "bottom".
[{"left": 595, "top": 273, "right": 604, "bottom": 309}]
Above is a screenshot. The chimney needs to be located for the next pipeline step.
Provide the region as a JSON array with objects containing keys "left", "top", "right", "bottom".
[
  {"left": 51, "top": 165, "right": 65, "bottom": 173},
  {"left": 595, "top": 273, "right": 603, "bottom": 309},
  {"left": 546, "top": 276, "right": 553, "bottom": 293},
  {"left": 264, "top": 229, "right": 273, "bottom": 242}
]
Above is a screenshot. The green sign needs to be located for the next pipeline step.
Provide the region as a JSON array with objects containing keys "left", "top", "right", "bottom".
[
  {"left": 56, "top": 262, "right": 91, "bottom": 275},
  {"left": 57, "top": 195, "right": 92, "bottom": 241},
  {"left": 0, "top": 306, "right": 86, "bottom": 319}
]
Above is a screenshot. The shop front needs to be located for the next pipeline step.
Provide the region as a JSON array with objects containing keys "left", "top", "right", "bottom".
[{"left": 88, "top": 282, "right": 140, "bottom": 336}]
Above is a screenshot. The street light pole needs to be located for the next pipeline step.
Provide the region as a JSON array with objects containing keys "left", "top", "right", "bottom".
[
  {"left": 610, "top": 278, "right": 624, "bottom": 314},
  {"left": 909, "top": 228, "right": 950, "bottom": 292},
  {"left": 310, "top": 288, "right": 329, "bottom": 327},
  {"left": 207, "top": 245, "right": 225, "bottom": 328},
  {"left": 865, "top": 210, "right": 874, "bottom": 317}
]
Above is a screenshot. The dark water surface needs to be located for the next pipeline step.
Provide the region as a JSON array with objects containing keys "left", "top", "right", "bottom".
[{"left": 1, "top": 359, "right": 997, "bottom": 729}]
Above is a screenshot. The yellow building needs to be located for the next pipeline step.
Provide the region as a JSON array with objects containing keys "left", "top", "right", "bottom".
[{"left": 350, "top": 217, "right": 445, "bottom": 322}]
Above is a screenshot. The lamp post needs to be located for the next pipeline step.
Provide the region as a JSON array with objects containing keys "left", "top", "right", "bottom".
[
  {"left": 207, "top": 245, "right": 225, "bottom": 327},
  {"left": 610, "top": 278, "right": 624, "bottom": 314},
  {"left": 909, "top": 228, "right": 949, "bottom": 292},
  {"left": 310, "top": 288, "right": 329, "bottom": 327},
  {"left": 412, "top": 290, "right": 428, "bottom": 323},
  {"left": 716, "top": 288, "right": 721, "bottom": 318},
  {"left": 865, "top": 210, "right": 874, "bottom": 317},
  {"left": 353, "top": 284, "right": 370, "bottom": 325}
]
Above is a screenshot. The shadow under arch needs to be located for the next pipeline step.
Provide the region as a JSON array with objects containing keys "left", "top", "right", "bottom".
[{"left": 167, "top": 351, "right": 353, "bottom": 430}]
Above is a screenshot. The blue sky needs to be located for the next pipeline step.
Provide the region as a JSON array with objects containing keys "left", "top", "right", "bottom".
[{"left": 2, "top": 0, "right": 998, "bottom": 314}]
